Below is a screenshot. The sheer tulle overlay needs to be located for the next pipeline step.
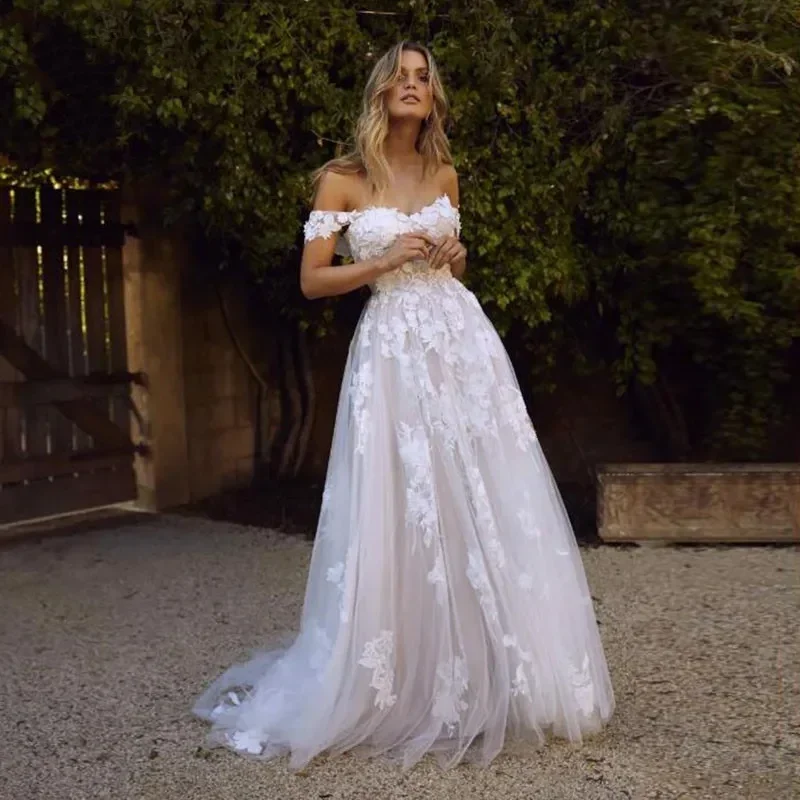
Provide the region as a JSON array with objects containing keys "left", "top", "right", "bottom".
[{"left": 192, "top": 195, "right": 615, "bottom": 770}]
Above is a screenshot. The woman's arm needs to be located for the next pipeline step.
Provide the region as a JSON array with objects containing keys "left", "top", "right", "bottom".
[{"left": 300, "top": 171, "right": 389, "bottom": 300}]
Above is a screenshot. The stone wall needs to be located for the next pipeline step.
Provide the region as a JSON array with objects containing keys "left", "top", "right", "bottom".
[{"left": 597, "top": 463, "right": 800, "bottom": 542}]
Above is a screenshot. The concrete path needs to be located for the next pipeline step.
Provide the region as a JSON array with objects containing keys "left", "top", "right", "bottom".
[{"left": 1, "top": 515, "right": 797, "bottom": 800}]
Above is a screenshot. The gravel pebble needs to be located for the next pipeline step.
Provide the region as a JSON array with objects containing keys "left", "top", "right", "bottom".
[{"left": 1, "top": 515, "right": 798, "bottom": 800}]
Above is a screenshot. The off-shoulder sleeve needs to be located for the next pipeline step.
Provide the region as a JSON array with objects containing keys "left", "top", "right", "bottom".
[
  {"left": 453, "top": 206, "right": 462, "bottom": 239},
  {"left": 303, "top": 210, "right": 352, "bottom": 259}
]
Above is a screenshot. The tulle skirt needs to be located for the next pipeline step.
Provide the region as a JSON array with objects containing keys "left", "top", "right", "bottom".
[{"left": 193, "top": 270, "right": 614, "bottom": 770}]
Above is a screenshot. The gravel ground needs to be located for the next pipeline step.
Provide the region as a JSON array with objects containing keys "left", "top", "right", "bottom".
[{"left": 1, "top": 514, "right": 798, "bottom": 800}]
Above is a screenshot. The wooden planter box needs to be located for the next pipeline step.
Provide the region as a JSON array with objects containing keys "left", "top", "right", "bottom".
[{"left": 596, "top": 463, "right": 800, "bottom": 543}]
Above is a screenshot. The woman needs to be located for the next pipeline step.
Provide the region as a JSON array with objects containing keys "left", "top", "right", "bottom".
[{"left": 193, "top": 41, "right": 614, "bottom": 771}]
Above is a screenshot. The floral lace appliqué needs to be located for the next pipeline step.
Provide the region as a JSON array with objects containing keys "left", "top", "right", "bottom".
[
  {"left": 227, "top": 729, "right": 264, "bottom": 755},
  {"left": 518, "top": 494, "right": 543, "bottom": 540},
  {"left": 329, "top": 543, "right": 357, "bottom": 624},
  {"left": 511, "top": 663, "right": 532, "bottom": 698},
  {"left": 349, "top": 361, "right": 373, "bottom": 455},
  {"left": 498, "top": 385, "right": 538, "bottom": 451},
  {"left": 397, "top": 422, "right": 439, "bottom": 551},
  {"left": 358, "top": 630, "right": 397, "bottom": 710},
  {"left": 433, "top": 656, "right": 469, "bottom": 734},
  {"left": 503, "top": 635, "right": 533, "bottom": 699},
  {"left": 468, "top": 467, "right": 506, "bottom": 570},
  {"left": 466, "top": 550, "right": 499, "bottom": 622},
  {"left": 427, "top": 547, "right": 448, "bottom": 606},
  {"left": 303, "top": 210, "right": 350, "bottom": 241},
  {"left": 303, "top": 210, "right": 352, "bottom": 258},
  {"left": 308, "top": 622, "right": 333, "bottom": 676},
  {"left": 326, "top": 561, "right": 345, "bottom": 590},
  {"left": 570, "top": 654, "right": 596, "bottom": 715},
  {"left": 325, "top": 559, "right": 349, "bottom": 622}
]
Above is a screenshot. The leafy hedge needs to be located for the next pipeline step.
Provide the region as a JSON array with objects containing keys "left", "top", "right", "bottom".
[{"left": 2, "top": 0, "right": 799, "bottom": 457}]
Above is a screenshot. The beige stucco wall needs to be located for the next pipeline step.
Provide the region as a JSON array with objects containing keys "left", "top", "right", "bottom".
[
  {"left": 123, "top": 188, "right": 191, "bottom": 510},
  {"left": 181, "top": 283, "right": 258, "bottom": 501}
]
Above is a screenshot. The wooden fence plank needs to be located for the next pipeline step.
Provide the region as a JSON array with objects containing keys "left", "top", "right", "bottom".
[
  {"left": 0, "top": 188, "right": 21, "bottom": 460},
  {"left": 0, "top": 449, "right": 133, "bottom": 484},
  {"left": 103, "top": 191, "right": 130, "bottom": 435},
  {"left": 64, "top": 189, "right": 90, "bottom": 450},
  {"left": 40, "top": 186, "right": 73, "bottom": 453},
  {"left": 0, "top": 376, "right": 136, "bottom": 407},
  {"left": 81, "top": 191, "right": 108, "bottom": 448},
  {"left": 82, "top": 191, "right": 108, "bottom": 373},
  {"left": 0, "top": 318, "right": 132, "bottom": 450},
  {"left": 0, "top": 191, "right": 11, "bottom": 313},
  {"left": 0, "top": 221, "right": 126, "bottom": 247},
  {"left": 0, "top": 466, "right": 136, "bottom": 525},
  {"left": 13, "top": 188, "right": 48, "bottom": 457}
]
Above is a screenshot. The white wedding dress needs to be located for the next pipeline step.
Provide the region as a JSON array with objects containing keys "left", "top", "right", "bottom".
[{"left": 193, "top": 194, "right": 615, "bottom": 770}]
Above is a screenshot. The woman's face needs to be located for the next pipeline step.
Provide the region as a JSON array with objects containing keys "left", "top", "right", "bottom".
[{"left": 385, "top": 49, "right": 433, "bottom": 123}]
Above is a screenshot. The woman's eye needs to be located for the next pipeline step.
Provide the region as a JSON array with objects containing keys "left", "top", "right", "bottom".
[{"left": 395, "top": 72, "right": 430, "bottom": 84}]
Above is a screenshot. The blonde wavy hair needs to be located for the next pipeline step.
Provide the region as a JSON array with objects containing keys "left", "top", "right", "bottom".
[{"left": 313, "top": 41, "right": 452, "bottom": 196}]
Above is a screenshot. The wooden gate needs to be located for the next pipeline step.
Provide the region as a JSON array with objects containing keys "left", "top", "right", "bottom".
[{"left": 0, "top": 185, "right": 142, "bottom": 526}]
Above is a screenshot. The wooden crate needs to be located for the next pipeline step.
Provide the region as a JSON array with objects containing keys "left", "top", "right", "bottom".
[{"left": 597, "top": 463, "right": 800, "bottom": 543}]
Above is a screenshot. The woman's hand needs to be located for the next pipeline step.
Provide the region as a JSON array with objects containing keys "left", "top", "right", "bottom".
[
  {"left": 378, "top": 232, "right": 438, "bottom": 273},
  {"left": 428, "top": 235, "right": 467, "bottom": 270}
]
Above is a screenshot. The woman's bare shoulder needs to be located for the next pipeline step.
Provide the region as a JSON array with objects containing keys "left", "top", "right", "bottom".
[
  {"left": 435, "top": 163, "right": 459, "bottom": 205},
  {"left": 314, "top": 168, "right": 368, "bottom": 212}
]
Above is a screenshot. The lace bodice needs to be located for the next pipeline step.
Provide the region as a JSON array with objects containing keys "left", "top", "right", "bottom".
[{"left": 303, "top": 194, "right": 461, "bottom": 291}]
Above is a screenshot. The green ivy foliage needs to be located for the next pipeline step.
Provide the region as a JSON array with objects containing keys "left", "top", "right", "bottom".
[{"left": 2, "top": 0, "right": 798, "bottom": 457}]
